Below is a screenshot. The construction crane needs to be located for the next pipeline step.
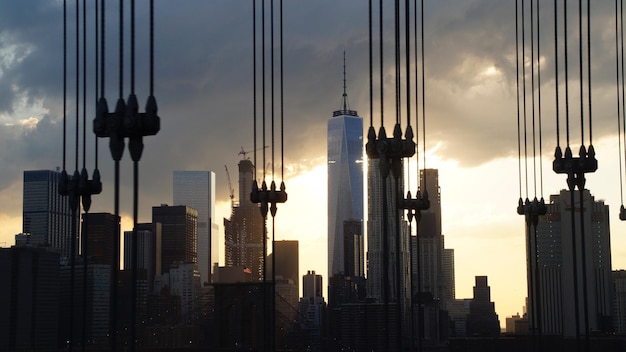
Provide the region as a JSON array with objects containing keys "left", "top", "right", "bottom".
[
  {"left": 238, "top": 145, "right": 269, "bottom": 160},
  {"left": 224, "top": 165, "right": 235, "bottom": 209}
]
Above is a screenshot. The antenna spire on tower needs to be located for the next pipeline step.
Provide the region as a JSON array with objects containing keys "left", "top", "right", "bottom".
[{"left": 334, "top": 50, "right": 358, "bottom": 117}]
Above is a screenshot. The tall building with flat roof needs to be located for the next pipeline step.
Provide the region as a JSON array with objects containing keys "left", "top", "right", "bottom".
[
  {"left": 530, "top": 189, "right": 613, "bottom": 336},
  {"left": 152, "top": 205, "right": 198, "bottom": 273},
  {"left": 22, "top": 170, "right": 76, "bottom": 258},
  {"left": 173, "top": 170, "right": 218, "bottom": 285},
  {"left": 82, "top": 212, "right": 118, "bottom": 267},
  {"left": 124, "top": 222, "right": 162, "bottom": 292},
  {"left": 366, "top": 159, "right": 410, "bottom": 307},
  {"left": 224, "top": 158, "right": 266, "bottom": 281}
]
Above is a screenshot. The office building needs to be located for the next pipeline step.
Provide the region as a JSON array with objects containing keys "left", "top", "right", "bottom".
[
  {"left": 530, "top": 189, "right": 613, "bottom": 336},
  {"left": 466, "top": 276, "right": 500, "bottom": 337},
  {"left": 152, "top": 205, "right": 198, "bottom": 273},
  {"left": 124, "top": 222, "right": 162, "bottom": 292},
  {"left": 58, "top": 263, "right": 111, "bottom": 346},
  {"left": 0, "top": 246, "right": 60, "bottom": 350},
  {"left": 224, "top": 158, "right": 266, "bottom": 281},
  {"left": 173, "top": 170, "right": 218, "bottom": 285},
  {"left": 303, "top": 270, "right": 323, "bottom": 299},
  {"left": 327, "top": 89, "right": 363, "bottom": 284},
  {"left": 613, "top": 270, "right": 626, "bottom": 334},
  {"left": 366, "top": 158, "right": 410, "bottom": 305},
  {"left": 22, "top": 169, "right": 77, "bottom": 259},
  {"left": 270, "top": 240, "right": 299, "bottom": 294},
  {"left": 82, "top": 212, "right": 118, "bottom": 267}
]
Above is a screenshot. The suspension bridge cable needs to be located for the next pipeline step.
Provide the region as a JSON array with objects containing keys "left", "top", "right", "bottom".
[
  {"left": 516, "top": 0, "right": 523, "bottom": 200},
  {"left": 564, "top": 0, "right": 571, "bottom": 147},
  {"left": 537, "top": 0, "right": 544, "bottom": 198},
  {"left": 531, "top": 0, "right": 537, "bottom": 198},
  {"left": 522, "top": 0, "right": 529, "bottom": 197},
  {"left": 280, "top": 0, "right": 284, "bottom": 180},
  {"left": 369, "top": 0, "right": 374, "bottom": 128},
  {"left": 617, "top": 0, "right": 624, "bottom": 207},
  {"left": 554, "top": 0, "right": 560, "bottom": 150},
  {"left": 421, "top": 0, "right": 426, "bottom": 183},
  {"left": 63, "top": 0, "right": 67, "bottom": 172},
  {"left": 380, "top": 0, "right": 384, "bottom": 127},
  {"left": 587, "top": 0, "right": 593, "bottom": 144},
  {"left": 253, "top": 0, "right": 257, "bottom": 180},
  {"left": 579, "top": 0, "right": 585, "bottom": 146}
]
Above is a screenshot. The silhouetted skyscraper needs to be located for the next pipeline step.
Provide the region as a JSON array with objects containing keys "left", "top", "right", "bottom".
[
  {"left": 271, "top": 240, "right": 299, "bottom": 294},
  {"left": 366, "top": 158, "right": 410, "bottom": 305},
  {"left": 173, "top": 170, "right": 218, "bottom": 285},
  {"left": 0, "top": 246, "right": 60, "bottom": 350},
  {"left": 466, "top": 276, "right": 500, "bottom": 337},
  {"left": 22, "top": 170, "right": 76, "bottom": 259},
  {"left": 530, "top": 189, "right": 613, "bottom": 336},
  {"left": 152, "top": 205, "right": 197, "bottom": 273},
  {"left": 124, "top": 222, "right": 162, "bottom": 292},
  {"left": 224, "top": 158, "right": 266, "bottom": 281},
  {"left": 303, "top": 270, "right": 323, "bottom": 299},
  {"left": 327, "top": 97, "right": 363, "bottom": 277},
  {"left": 82, "top": 212, "right": 118, "bottom": 267}
]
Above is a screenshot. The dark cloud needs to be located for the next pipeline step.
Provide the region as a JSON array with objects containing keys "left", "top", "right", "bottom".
[{"left": 0, "top": 1, "right": 622, "bottom": 221}]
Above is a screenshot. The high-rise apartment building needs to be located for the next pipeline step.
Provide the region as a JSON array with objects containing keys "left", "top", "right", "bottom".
[
  {"left": 173, "top": 170, "right": 218, "bottom": 285},
  {"left": 224, "top": 158, "right": 266, "bottom": 281},
  {"left": 327, "top": 83, "right": 364, "bottom": 306},
  {"left": 152, "top": 205, "right": 198, "bottom": 274},
  {"left": 530, "top": 189, "right": 613, "bottom": 336},
  {"left": 466, "top": 276, "right": 500, "bottom": 337},
  {"left": 22, "top": 170, "right": 77, "bottom": 259}
]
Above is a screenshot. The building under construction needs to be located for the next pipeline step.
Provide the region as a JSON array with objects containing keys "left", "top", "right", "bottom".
[{"left": 224, "top": 158, "right": 266, "bottom": 281}]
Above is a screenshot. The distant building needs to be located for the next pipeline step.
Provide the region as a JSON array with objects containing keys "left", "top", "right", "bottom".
[
  {"left": 168, "top": 262, "right": 201, "bottom": 325},
  {"left": 529, "top": 189, "right": 613, "bottom": 336},
  {"left": 124, "top": 222, "right": 162, "bottom": 292},
  {"left": 448, "top": 299, "right": 472, "bottom": 337},
  {"left": 613, "top": 270, "right": 626, "bottom": 334},
  {"left": 224, "top": 158, "right": 266, "bottom": 281},
  {"left": 303, "top": 270, "right": 323, "bottom": 299},
  {"left": 505, "top": 313, "right": 523, "bottom": 334},
  {"left": 82, "top": 212, "right": 118, "bottom": 267},
  {"left": 152, "top": 204, "right": 198, "bottom": 273},
  {"left": 466, "top": 276, "right": 500, "bottom": 337},
  {"left": 0, "top": 246, "right": 60, "bottom": 351},
  {"left": 173, "top": 170, "right": 218, "bottom": 286},
  {"left": 58, "top": 263, "right": 111, "bottom": 347},
  {"left": 271, "top": 240, "right": 300, "bottom": 296},
  {"left": 22, "top": 169, "right": 77, "bottom": 259}
]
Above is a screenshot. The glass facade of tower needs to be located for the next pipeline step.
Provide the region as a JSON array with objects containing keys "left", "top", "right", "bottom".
[
  {"left": 327, "top": 114, "right": 363, "bottom": 277},
  {"left": 173, "top": 170, "right": 218, "bottom": 285},
  {"left": 22, "top": 170, "right": 76, "bottom": 259}
]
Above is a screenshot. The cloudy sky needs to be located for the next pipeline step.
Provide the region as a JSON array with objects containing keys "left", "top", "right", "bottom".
[{"left": 1, "top": 1, "right": 626, "bottom": 326}]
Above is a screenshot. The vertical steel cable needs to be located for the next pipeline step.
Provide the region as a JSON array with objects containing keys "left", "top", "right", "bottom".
[
  {"left": 621, "top": 0, "right": 626, "bottom": 201},
  {"left": 81, "top": 1, "right": 88, "bottom": 349},
  {"left": 368, "top": 0, "right": 374, "bottom": 128},
  {"left": 395, "top": 0, "right": 400, "bottom": 125},
  {"left": 554, "top": 0, "right": 560, "bottom": 150},
  {"left": 63, "top": 0, "right": 67, "bottom": 173},
  {"left": 531, "top": 0, "right": 537, "bottom": 198},
  {"left": 587, "top": 0, "right": 593, "bottom": 144},
  {"left": 617, "top": 0, "right": 624, "bottom": 208},
  {"left": 253, "top": 0, "right": 257, "bottom": 180},
  {"left": 579, "top": 0, "right": 584, "bottom": 146},
  {"left": 280, "top": 0, "right": 284, "bottom": 181},
  {"left": 537, "top": 0, "right": 544, "bottom": 198},
  {"left": 516, "top": 0, "right": 523, "bottom": 200},
  {"left": 421, "top": 0, "right": 426, "bottom": 189},
  {"left": 564, "top": 0, "right": 571, "bottom": 147},
  {"left": 522, "top": 0, "right": 529, "bottom": 198},
  {"left": 380, "top": 0, "right": 385, "bottom": 127}
]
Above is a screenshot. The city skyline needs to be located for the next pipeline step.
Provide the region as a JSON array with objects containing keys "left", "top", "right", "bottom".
[{"left": 2, "top": 1, "right": 626, "bottom": 329}]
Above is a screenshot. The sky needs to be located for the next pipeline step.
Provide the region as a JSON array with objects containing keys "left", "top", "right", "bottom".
[{"left": 1, "top": 1, "right": 626, "bottom": 327}]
